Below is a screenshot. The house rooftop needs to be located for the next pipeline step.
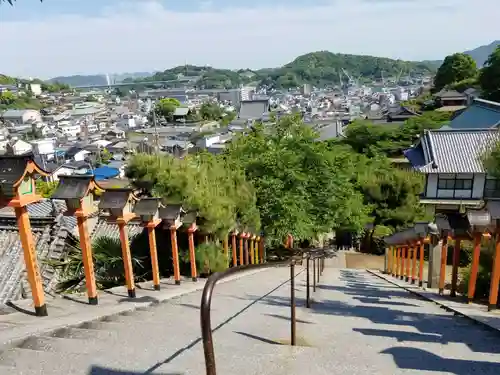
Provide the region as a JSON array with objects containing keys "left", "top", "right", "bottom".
[
  {"left": 448, "top": 98, "right": 500, "bottom": 129},
  {"left": 404, "top": 128, "right": 500, "bottom": 174}
]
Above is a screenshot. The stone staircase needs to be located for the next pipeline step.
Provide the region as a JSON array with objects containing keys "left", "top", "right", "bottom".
[{"left": 0, "top": 266, "right": 306, "bottom": 375}]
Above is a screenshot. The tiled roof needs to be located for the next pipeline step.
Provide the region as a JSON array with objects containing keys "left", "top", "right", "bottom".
[
  {"left": 238, "top": 100, "right": 269, "bottom": 120},
  {"left": 449, "top": 98, "right": 500, "bottom": 129},
  {"left": 414, "top": 129, "right": 500, "bottom": 173},
  {"left": 0, "top": 211, "right": 76, "bottom": 304},
  {"left": 51, "top": 175, "right": 92, "bottom": 200},
  {"left": 91, "top": 219, "right": 143, "bottom": 240}
]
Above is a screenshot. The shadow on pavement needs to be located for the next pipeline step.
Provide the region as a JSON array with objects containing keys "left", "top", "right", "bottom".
[
  {"left": 88, "top": 366, "right": 182, "bottom": 374},
  {"left": 381, "top": 347, "right": 500, "bottom": 375},
  {"left": 254, "top": 269, "right": 500, "bottom": 374},
  {"left": 233, "top": 331, "right": 282, "bottom": 345}
]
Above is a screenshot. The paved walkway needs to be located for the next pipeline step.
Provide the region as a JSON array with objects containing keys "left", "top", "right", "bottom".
[{"left": 0, "top": 256, "right": 499, "bottom": 374}]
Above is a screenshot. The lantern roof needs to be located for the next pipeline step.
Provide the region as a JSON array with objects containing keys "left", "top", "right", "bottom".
[
  {"left": 133, "top": 197, "right": 162, "bottom": 216},
  {"left": 98, "top": 188, "right": 136, "bottom": 210},
  {"left": 159, "top": 204, "right": 185, "bottom": 220},
  {"left": 182, "top": 211, "right": 197, "bottom": 225},
  {"left": 51, "top": 175, "right": 99, "bottom": 200},
  {"left": 0, "top": 153, "right": 48, "bottom": 186}
]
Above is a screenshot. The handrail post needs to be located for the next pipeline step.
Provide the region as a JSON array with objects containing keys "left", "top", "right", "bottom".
[
  {"left": 313, "top": 258, "right": 316, "bottom": 292},
  {"left": 306, "top": 256, "right": 311, "bottom": 308},
  {"left": 317, "top": 257, "right": 320, "bottom": 283},
  {"left": 290, "top": 261, "right": 296, "bottom": 346}
]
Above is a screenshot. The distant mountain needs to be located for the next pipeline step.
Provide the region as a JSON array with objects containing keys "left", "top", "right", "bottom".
[
  {"left": 464, "top": 40, "right": 500, "bottom": 67},
  {"left": 420, "top": 41, "right": 500, "bottom": 69},
  {"left": 139, "top": 51, "right": 436, "bottom": 90},
  {"left": 112, "top": 72, "right": 153, "bottom": 82},
  {"left": 47, "top": 72, "right": 154, "bottom": 87},
  {"left": 48, "top": 74, "right": 108, "bottom": 87}
]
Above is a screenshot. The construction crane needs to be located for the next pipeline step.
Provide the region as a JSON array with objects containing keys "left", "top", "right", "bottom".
[{"left": 341, "top": 68, "right": 355, "bottom": 87}]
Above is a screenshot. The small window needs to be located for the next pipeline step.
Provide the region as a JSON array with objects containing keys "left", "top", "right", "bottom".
[
  {"left": 455, "top": 179, "right": 472, "bottom": 190},
  {"left": 438, "top": 179, "right": 455, "bottom": 189}
]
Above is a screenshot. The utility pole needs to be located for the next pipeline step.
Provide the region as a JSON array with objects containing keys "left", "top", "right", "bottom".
[{"left": 152, "top": 104, "right": 159, "bottom": 154}]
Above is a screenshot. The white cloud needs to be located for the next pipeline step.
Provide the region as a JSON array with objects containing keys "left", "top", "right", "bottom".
[{"left": 2, "top": 0, "right": 497, "bottom": 78}]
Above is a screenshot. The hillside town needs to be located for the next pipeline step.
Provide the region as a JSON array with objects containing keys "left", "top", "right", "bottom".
[{"left": 2, "top": 0, "right": 500, "bottom": 372}]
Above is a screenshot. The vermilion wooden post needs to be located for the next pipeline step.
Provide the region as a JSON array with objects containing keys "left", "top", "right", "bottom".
[
  {"left": 244, "top": 234, "right": 250, "bottom": 265},
  {"left": 16, "top": 206, "right": 47, "bottom": 315},
  {"left": 450, "top": 239, "right": 461, "bottom": 297},
  {"left": 118, "top": 223, "right": 136, "bottom": 297},
  {"left": 401, "top": 246, "right": 406, "bottom": 280},
  {"left": 467, "top": 233, "right": 482, "bottom": 303},
  {"left": 396, "top": 247, "right": 401, "bottom": 278},
  {"left": 488, "top": 229, "right": 500, "bottom": 311},
  {"left": 170, "top": 227, "right": 181, "bottom": 285},
  {"left": 0, "top": 155, "right": 51, "bottom": 316},
  {"left": 438, "top": 235, "right": 449, "bottom": 295},
  {"left": 418, "top": 242, "right": 425, "bottom": 287},
  {"left": 188, "top": 225, "right": 198, "bottom": 282},
  {"left": 405, "top": 246, "right": 411, "bottom": 282},
  {"left": 254, "top": 237, "right": 260, "bottom": 264},
  {"left": 239, "top": 233, "right": 244, "bottom": 266},
  {"left": 390, "top": 246, "right": 396, "bottom": 276},
  {"left": 77, "top": 215, "right": 99, "bottom": 301},
  {"left": 250, "top": 236, "right": 255, "bottom": 264},
  {"left": 147, "top": 225, "right": 161, "bottom": 290},
  {"left": 231, "top": 232, "right": 237, "bottom": 267},
  {"left": 411, "top": 243, "right": 418, "bottom": 284},
  {"left": 99, "top": 188, "right": 138, "bottom": 298}
]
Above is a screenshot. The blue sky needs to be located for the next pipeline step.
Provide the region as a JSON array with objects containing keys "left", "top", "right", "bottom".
[{"left": 1, "top": 0, "right": 497, "bottom": 78}]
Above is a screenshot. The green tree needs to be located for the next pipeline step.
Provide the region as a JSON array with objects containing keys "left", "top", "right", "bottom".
[
  {"left": 226, "top": 114, "right": 369, "bottom": 245},
  {"left": 154, "top": 97, "right": 181, "bottom": 122},
  {"left": 0, "top": 91, "right": 15, "bottom": 105},
  {"left": 433, "top": 53, "right": 477, "bottom": 92},
  {"left": 343, "top": 111, "right": 451, "bottom": 158},
  {"left": 126, "top": 152, "right": 260, "bottom": 236},
  {"left": 86, "top": 95, "right": 98, "bottom": 102},
  {"left": 479, "top": 46, "right": 500, "bottom": 102},
  {"left": 35, "top": 179, "right": 58, "bottom": 198},
  {"left": 199, "top": 102, "right": 223, "bottom": 121},
  {"left": 355, "top": 156, "right": 426, "bottom": 252}
]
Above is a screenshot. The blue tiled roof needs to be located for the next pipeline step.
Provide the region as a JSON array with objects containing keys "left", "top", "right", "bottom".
[
  {"left": 449, "top": 99, "right": 500, "bottom": 129},
  {"left": 403, "top": 144, "right": 426, "bottom": 168}
]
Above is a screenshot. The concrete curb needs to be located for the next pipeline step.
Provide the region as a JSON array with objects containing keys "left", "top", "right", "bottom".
[
  {"left": 0, "top": 267, "right": 272, "bottom": 348},
  {"left": 366, "top": 269, "right": 500, "bottom": 335}
]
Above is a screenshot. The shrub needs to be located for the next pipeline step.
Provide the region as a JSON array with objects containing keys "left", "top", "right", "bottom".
[
  {"left": 458, "top": 243, "right": 495, "bottom": 301},
  {"left": 181, "top": 242, "right": 228, "bottom": 276},
  {"left": 49, "top": 236, "right": 147, "bottom": 292}
]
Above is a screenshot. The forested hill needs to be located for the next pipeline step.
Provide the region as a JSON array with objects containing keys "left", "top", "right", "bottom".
[
  {"left": 135, "top": 51, "right": 435, "bottom": 90},
  {"left": 258, "top": 51, "right": 435, "bottom": 88}
]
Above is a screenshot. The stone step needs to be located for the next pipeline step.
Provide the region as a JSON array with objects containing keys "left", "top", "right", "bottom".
[
  {"left": 0, "top": 347, "right": 97, "bottom": 374},
  {"left": 17, "top": 335, "right": 98, "bottom": 355},
  {"left": 47, "top": 327, "right": 120, "bottom": 341}
]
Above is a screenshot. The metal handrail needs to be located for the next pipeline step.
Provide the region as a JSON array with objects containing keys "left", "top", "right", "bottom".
[{"left": 200, "top": 248, "right": 328, "bottom": 375}]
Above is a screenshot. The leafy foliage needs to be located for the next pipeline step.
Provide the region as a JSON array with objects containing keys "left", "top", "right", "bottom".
[
  {"left": 125, "top": 152, "right": 260, "bottom": 236},
  {"left": 258, "top": 51, "right": 435, "bottom": 89},
  {"left": 181, "top": 242, "right": 228, "bottom": 275},
  {"left": 0, "top": 91, "right": 44, "bottom": 111},
  {"left": 154, "top": 97, "right": 181, "bottom": 121},
  {"left": 199, "top": 102, "right": 223, "bottom": 121},
  {"left": 226, "top": 114, "right": 370, "bottom": 245},
  {"left": 433, "top": 53, "right": 478, "bottom": 92},
  {"left": 50, "top": 236, "right": 146, "bottom": 292},
  {"left": 35, "top": 179, "right": 58, "bottom": 198},
  {"left": 479, "top": 45, "right": 500, "bottom": 102},
  {"left": 343, "top": 111, "right": 451, "bottom": 158}
]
